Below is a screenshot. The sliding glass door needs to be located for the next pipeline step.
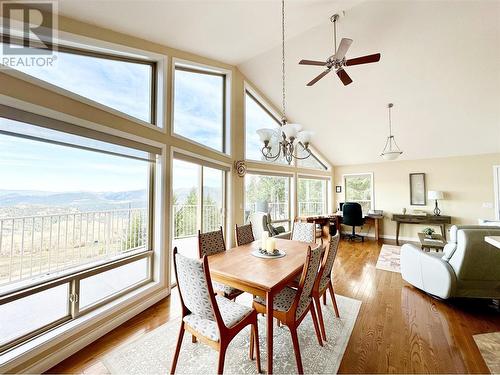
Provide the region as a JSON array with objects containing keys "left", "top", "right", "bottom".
[{"left": 171, "top": 158, "right": 225, "bottom": 283}]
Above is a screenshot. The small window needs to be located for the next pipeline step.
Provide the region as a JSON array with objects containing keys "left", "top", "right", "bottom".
[
  {"left": 245, "top": 90, "right": 286, "bottom": 165},
  {"left": 173, "top": 66, "right": 226, "bottom": 153},
  {"left": 2, "top": 41, "right": 156, "bottom": 124},
  {"left": 298, "top": 178, "right": 328, "bottom": 216},
  {"left": 344, "top": 173, "right": 374, "bottom": 215}
]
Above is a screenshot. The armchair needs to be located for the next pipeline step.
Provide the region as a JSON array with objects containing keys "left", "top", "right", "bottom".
[
  {"left": 248, "top": 212, "right": 291, "bottom": 240},
  {"left": 401, "top": 225, "right": 500, "bottom": 299}
]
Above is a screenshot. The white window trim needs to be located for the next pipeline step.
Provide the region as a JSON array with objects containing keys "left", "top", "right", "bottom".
[
  {"left": 170, "top": 58, "right": 232, "bottom": 158},
  {"left": 0, "top": 96, "right": 168, "bottom": 372},
  {"left": 343, "top": 172, "right": 375, "bottom": 211},
  {"left": 1, "top": 30, "right": 167, "bottom": 133}
]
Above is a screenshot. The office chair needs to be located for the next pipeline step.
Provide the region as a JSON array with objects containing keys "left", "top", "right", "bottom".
[{"left": 342, "top": 202, "right": 365, "bottom": 242}]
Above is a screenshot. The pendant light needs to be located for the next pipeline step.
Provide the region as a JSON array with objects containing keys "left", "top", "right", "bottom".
[{"left": 380, "top": 103, "right": 403, "bottom": 160}]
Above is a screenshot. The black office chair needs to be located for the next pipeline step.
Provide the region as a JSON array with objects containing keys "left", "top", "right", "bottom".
[{"left": 342, "top": 202, "right": 365, "bottom": 242}]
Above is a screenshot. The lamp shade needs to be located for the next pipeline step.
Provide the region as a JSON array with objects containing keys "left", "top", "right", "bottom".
[
  {"left": 297, "top": 130, "right": 313, "bottom": 144},
  {"left": 256, "top": 128, "right": 275, "bottom": 143},
  {"left": 281, "top": 123, "right": 302, "bottom": 139},
  {"left": 428, "top": 190, "right": 444, "bottom": 200}
]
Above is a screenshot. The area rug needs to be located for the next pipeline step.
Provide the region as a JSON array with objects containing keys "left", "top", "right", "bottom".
[
  {"left": 375, "top": 244, "right": 401, "bottom": 273},
  {"left": 103, "top": 294, "right": 361, "bottom": 374},
  {"left": 473, "top": 331, "right": 500, "bottom": 374}
]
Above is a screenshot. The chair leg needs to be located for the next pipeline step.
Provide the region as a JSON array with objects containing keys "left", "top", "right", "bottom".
[
  {"left": 217, "top": 344, "right": 227, "bottom": 375},
  {"left": 314, "top": 295, "right": 327, "bottom": 342},
  {"left": 191, "top": 335, "right": 197, "bottom": 343},
  {"left": 322, "top": 292, "right": 327, "bottom": 306},
  {"left": 289, "top": 326, "right": 304, "bottom": 374},
  {"left": 328, "top": 282, "right": 340, "bottom": 318},
  {"left": 277, "top": 318, "right": 281, "bottom": 327},
  {"left": 309, "top": 305, "right": 324, "bottom": 347},
  {"left": 170, "top": 322, "right": 185, "bottom": 374},
  {"left": 250, "top": 324, "right": 255, "bottom": 360},
  {"left": 252, "top": 321, "right": 262, "bottom": 373}
]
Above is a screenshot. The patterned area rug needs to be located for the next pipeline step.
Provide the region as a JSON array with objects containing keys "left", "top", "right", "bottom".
[
  {"left": 104, "top": 295, "right": 361, "bottom": 374},
  {"left": 474, "top": 331, "right": 500, "bottom": 374},
  {"left": 376, "top": 244, "right": 401, "bottom": 273}
]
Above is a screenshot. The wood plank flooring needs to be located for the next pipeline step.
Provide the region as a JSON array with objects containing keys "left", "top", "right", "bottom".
[{"left": 48, "top": 240, "right": 500, "bottom": 374}]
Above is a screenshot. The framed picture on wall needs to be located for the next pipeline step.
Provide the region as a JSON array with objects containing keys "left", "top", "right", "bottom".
[
  {"left": 336, "top": 186, "right": 342, "bottom": 193},
  {"left": 409, "top": 173, "right": 426, "bottom": 206}
]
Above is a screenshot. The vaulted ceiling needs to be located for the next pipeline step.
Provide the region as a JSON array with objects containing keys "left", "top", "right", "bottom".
[{"left": 59, "top": 0, "right": 500, "bottom": 166}]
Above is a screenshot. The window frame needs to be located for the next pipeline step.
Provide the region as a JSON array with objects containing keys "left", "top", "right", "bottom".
[
  {"left": 243, "top": 170, "right": 293, "bottom": 229},
  {"left": 343, "top": 172, "right": 375, "bottom": 212},
  {"left": 1, "top": 35, "right": 158, "bottom": 125},
  {"left": 0, "top": 111, "right": 158, "bottom": 354},
  {"left": 297, "top": 175, "right": 329, "bottom": 217},
  {"left": 171, "top": 60, "right": 231, "bottom": 156}
]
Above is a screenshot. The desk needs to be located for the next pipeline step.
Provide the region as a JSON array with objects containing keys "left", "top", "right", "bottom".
[
  {"left": 295, "top": 214, "right": 335, "bottom": 243},
  {"left": 208, "top": 239, "right": 317, "bottom": 374},
  {"left": 334, "top": 213, "right": 383, "bottom": 241},
  {"left": 392, "top": 214, "right": 451, "bottom": 245}
]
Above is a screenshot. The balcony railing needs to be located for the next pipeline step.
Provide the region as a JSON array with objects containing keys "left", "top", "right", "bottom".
[
  {"left": 172, "top": 204, "right": 222, "bottom": 239},
  {"left": 0, "top": 208, "right": 147, "bottom": 287},
  {"left": 298, "top": 201, "right": 326, "bottom": 216}
]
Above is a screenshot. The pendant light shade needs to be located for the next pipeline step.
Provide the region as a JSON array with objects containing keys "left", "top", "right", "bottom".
[{"left": 380, "top": 103, "right": 403, "bottom": 160}]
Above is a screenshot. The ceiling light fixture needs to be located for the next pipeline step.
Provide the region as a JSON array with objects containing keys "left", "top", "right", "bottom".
[
  {"left": 380, "top": 103, "right": 403, "bottom": 160},
  {"left": 257, "top": 0, "right": 313, "bottom": 165}
]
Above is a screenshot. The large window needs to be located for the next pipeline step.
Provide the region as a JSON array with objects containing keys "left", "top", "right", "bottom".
[
  {"left": 296, "top": 144, "right": 328, "bottom": 171},
  {"left": 298, "top": 177, "right": 328, "bottom": 216},
  {"left": 344, "top": 173, "right": 374, "bottom": 215},
  {"left": 2, "top": 41, "right": 156, "bottom": 124},
  {"left": 245, "top": 90, "right": 286, "bottom": 164},
  {"left": 244, "top": 173, "right": 291, "bottom": 230},
  {"left": 173, "top": 65, "right": 226, "bottom": 153},
  {"left": 0, "top": 109, "right": 159, "bottom": 352}
]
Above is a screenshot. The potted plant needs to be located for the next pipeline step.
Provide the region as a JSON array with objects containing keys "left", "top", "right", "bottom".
[{"left": 422, "top": 227, "right": 435, "bottom": 238}]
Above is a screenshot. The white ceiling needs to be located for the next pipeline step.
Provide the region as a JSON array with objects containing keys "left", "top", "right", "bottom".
[
  {"left": 239, "top": 0, "right": 500, "bottom": 165},
  {"left": 58, "top": 0, "right": 500, "bottom": 166},
  {"left": 58, "top": 0, "right": 361, "bottom": 65}
]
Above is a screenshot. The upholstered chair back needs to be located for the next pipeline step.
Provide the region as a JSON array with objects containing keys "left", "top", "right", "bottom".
[
  {"left": 295, "top": 246, "right": 322, "bottom": 318},
  {"left": 248, "top": 212, "right": 269, "bottom": 239},
  {"left": 291, "top": 222, "right": 316, "bottom": 243},
  {"left": 235, "top": 223, "right": 255, "bottom": 246},
  {"left": 198, "top": 227, "right": 226, "bottom": 258},
  {"left": 174, "top": 251, "right": 215, "bottom": 321},
  {"left": 319, "top": 232, "right": 340, "bottom": 291}
]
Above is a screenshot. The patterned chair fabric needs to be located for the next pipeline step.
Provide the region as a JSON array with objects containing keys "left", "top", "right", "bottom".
[
  {"left": 212, "top": 281, "right": 242, "bottom": 297},
  {"left": 183, "top": 295, "right": 253, "bottom": 341},
  {"left": 235, "top": 223, "right": 255, "bottom": 246},
  {"left": 198, "top": 227, "right": 226, "bottom": 257},
  {"left": 319, "top": 233, "right": 340, "bottom": 291},
  {"left": 174, "top": 252, "right": 215, "bottom": 321},
  {"left": 254, "top": 287, "right": 297, "bottom": 312},
  {"left": 295, "top": 246, "right": 322, "bottom": 318},
  {"left": 291, "top": 222, "right": 316, "bottom": 243}
]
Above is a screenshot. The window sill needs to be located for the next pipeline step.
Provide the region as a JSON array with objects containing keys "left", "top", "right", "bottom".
[{"left": 0, "top": 280, "right": 168, "bottom": 373}]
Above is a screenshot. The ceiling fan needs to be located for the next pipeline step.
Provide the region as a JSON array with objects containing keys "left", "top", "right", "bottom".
[{"left": 299, "top": 14, "right": 381, "bottom": 86}]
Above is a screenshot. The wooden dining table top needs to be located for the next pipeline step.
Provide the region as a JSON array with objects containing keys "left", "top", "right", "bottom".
[{"left": 207, "top": 238, "right": 317, "bottom": 294}]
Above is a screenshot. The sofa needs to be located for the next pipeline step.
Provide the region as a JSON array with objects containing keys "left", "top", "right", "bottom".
[
  {"left": 248, "top": 212, "right": 291, "bottom": 240},
  {"left": 400, "top": 225, "right": 500, "bottom": 299}
]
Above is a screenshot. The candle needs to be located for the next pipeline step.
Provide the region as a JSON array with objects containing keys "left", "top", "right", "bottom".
[
  {"left": 261, "top": 231, "right": 269, "bottom": 250},
  {"left": 266, "top": 238, "right": 276, "bottom": 252}
]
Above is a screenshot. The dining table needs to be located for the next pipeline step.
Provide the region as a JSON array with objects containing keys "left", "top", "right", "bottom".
[{"left": 207, "top": 238, "right": 319, "bottom": 374}]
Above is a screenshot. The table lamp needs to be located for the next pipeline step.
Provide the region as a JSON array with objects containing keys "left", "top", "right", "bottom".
[{"left": 428, "top": 190, "right": 444, "bottom": 216}]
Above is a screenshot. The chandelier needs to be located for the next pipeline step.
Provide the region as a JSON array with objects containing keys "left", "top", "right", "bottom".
[
  {"left": 380, "top": 103, "right": 403, "bottom": 160},
  {"left": 256, "top": 0, "right": 313, "bottom": 165}
]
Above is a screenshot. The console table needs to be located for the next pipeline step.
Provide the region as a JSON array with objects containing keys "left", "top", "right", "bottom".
[{"left": 392, "top": 214, "right": 451, "bottom": 245}]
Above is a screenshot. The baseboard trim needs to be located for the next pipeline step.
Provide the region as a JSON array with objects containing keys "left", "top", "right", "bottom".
[
  {"left": 3, "top": 286, "right": 169, "bottom": 374},
  {"left": 340, "top": 231, "right": 419, "bottom": 243}
]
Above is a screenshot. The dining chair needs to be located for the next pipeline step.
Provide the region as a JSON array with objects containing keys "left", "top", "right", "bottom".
[
  {"left": 235, "top": 223, "right": 255, "bottom": 246},
  {"left": 171, "top": 248, "right": 261, "bottom": 375},
  {"left": 312, "top": 232, "right": 341, "bottom": 341},
  {"left": 198, "top": 227, "right": 243, "bottom": 300},
  {"left": 252, "top": 245, "right": 323, "bottom": 374},
  {"left": 291, "top": 222, "right": 316, "bottom": 243}
]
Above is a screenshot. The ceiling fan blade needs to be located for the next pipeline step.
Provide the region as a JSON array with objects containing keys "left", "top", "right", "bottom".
[
  {"left": 346, "top": 53, "right": 381, "bottom": 66},
  {"left": 307, "top": 69, "right": 331, "bottom": 86},
  {"left": 334, "top": 38, "right": 353, "bottom": 60},
  {"left": 336, "top": 68, "right": 353, "bottom": 86},
  {"left": 299, "top": 59, "right": 327, "bottom": 66}
]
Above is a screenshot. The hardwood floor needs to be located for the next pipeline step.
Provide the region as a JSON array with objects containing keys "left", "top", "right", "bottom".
[{"left": 48, "top": 240, "right": 500, "bottom": 374}]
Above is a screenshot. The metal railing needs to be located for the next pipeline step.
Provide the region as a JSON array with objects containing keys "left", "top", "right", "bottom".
[
  {"left": 298, "top": 201, "right": 325, "bottom": 216},
  {"left": 172, "top": 204, "right": 222, "bottom": 239},
  {"left": 0, "top": 208, "right": 148, "bottom": 287}
]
